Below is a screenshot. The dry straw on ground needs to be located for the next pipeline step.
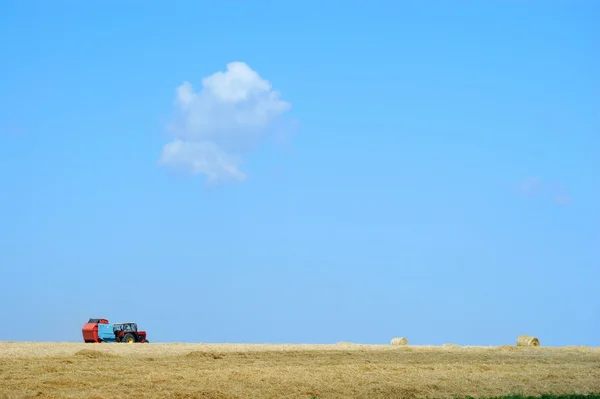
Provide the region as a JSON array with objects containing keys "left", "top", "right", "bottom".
[
  {"left": 442, "top": 343, "right": 460, "bottom": 348},
  {"left": 390, "top": 337, "right": 408, "bottom": 345},
  {"left": 0, "top": 342, "right": 599, "bottom": 399},
  {"left": 517, "top": 334, "right": 540, "bottom": 347}
]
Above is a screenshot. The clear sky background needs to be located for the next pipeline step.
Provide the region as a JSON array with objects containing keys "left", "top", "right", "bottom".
[{"left": 0, "top": 0, "right": 598, "bottom": 346}]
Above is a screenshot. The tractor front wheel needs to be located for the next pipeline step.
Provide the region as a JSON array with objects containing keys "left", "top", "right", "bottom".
[{"left": 123, "top": 333, "right": 135, "bottom": 344}]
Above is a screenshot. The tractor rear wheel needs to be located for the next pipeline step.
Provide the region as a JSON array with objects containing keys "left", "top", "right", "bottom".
[{"left": 123, "top": 333, "right": 135, "bottom": 343}]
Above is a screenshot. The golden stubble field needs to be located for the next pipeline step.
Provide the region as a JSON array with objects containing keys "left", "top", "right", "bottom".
[{"left": 0, "top": 342, "right": 599, "bottom": 399}]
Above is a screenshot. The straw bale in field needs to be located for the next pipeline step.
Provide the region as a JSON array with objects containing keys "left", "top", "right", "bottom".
[
  {"left": 390, "top": 337, "right": 408, "bottom": 346},
  {"left": 517, "top": 335, "right": 540, "bottom": 347}
]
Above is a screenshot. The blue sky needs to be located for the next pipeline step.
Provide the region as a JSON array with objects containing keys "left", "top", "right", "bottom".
[{"left": 0, "top": 0, "right": 598, "bottom": 346}]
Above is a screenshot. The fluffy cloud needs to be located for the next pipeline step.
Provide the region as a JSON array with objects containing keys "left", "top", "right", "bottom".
[{"left": 158, "top": 62, "right": 292, "bottom": 183}]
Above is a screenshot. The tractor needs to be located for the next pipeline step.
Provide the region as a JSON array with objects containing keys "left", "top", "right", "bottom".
[
  {"left": 113, "top": 322, "right": 149, "bottom": 343},
  {"left": 82, "top": 318, "right": 149, "bottom": 343}
]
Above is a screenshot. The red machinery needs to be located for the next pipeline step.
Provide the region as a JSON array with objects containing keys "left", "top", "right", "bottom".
[
  {"left": 82, "top": 318, "right": 110, "bottom": 343},
  {"left": 112, "top": 322, "right": 148, "bottom": 343},
  {"left": 82, "top": 318, "right": 149, "bottom": 343}
]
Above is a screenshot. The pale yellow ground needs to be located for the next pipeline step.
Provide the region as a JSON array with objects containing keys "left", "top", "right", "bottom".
[{"left": 0, "top": 342, "right": 599, "bottom": 399}]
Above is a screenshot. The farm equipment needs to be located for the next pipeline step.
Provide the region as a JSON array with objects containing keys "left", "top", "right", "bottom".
[
  {"left": 82, "top": 318, "right": 149, "bottom": 343},
  {"left": 113, "top": 322, "right": 148, "bottom": 343}
]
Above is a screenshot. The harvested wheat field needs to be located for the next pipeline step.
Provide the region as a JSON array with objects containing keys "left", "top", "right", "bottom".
[{"left": 0, "top": 342, "right": 599, "bottom": 399}]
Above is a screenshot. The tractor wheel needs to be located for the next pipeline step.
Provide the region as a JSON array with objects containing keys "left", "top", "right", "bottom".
[{"left": 123, "top": 333, "right": 135, "bottom": 344}]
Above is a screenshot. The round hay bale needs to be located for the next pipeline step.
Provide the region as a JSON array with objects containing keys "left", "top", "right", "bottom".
[
  {"left": 390, "top": 337, "right": 408, "bottom": 346},
  {"left": 517, "top": 335, "right": 540, "bottom": 347}
]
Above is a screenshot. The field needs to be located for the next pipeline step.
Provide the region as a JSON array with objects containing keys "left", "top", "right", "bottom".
[{"left": 0, "top": 342, "right": 599, "bottom": 399}]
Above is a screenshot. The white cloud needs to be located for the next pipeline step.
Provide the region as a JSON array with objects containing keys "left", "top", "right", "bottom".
[
  {"left": 160, "top": 139, "right": 245, "bottom": 183},
  {"left": 158, "top": 62, "right": 292, "bottom": 183}
]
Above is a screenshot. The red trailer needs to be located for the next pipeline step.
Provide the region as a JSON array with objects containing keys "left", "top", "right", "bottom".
[{"left": 82, "top": 318, "right": 109, "bottom": 343}]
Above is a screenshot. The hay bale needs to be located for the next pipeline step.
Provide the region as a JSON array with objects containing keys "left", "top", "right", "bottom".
[
  {"left": 517, "top": 335, "right": 540, "bottom": 347},
  {"left": 390, "top": 337, "right": 408, "bottom": 346}
]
